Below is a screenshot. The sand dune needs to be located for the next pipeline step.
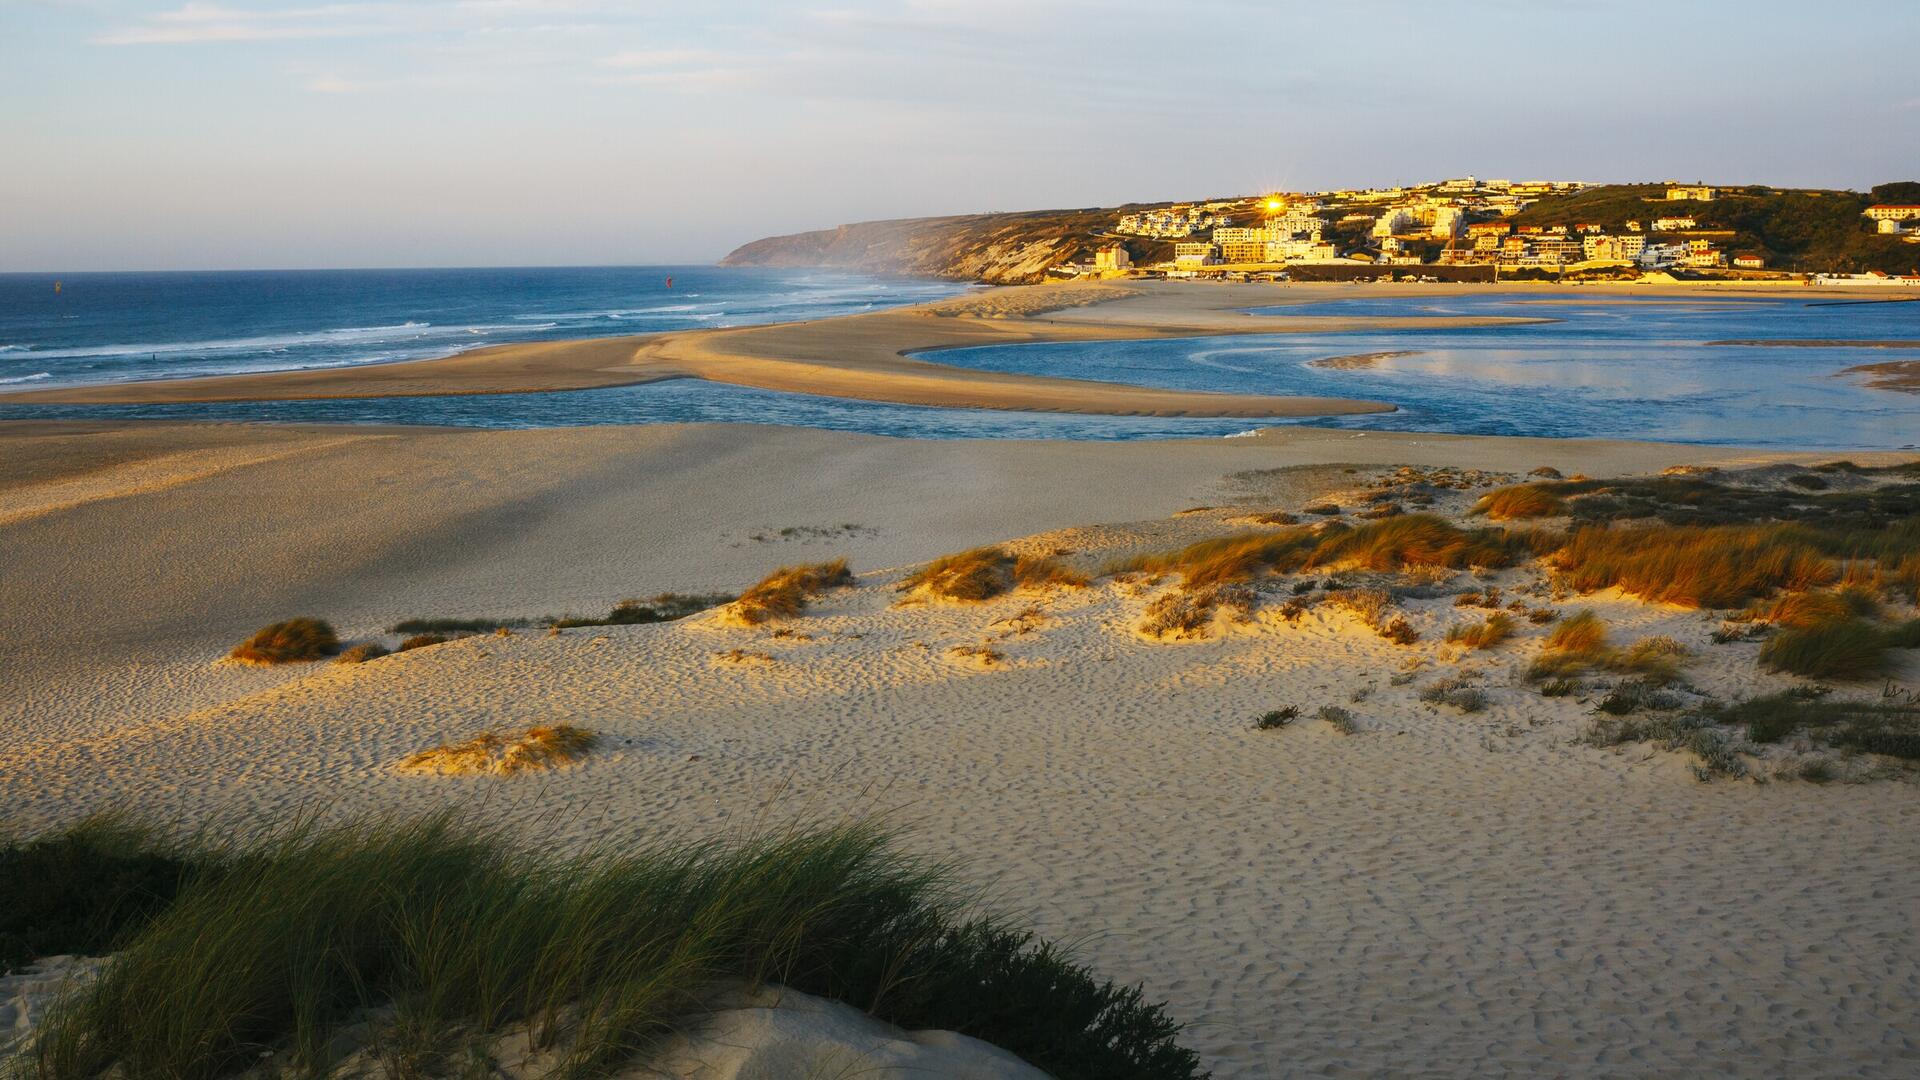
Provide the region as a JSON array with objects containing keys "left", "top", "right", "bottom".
[{"left": 6, "top": 418, "right": 1919, "bottom": 1078}]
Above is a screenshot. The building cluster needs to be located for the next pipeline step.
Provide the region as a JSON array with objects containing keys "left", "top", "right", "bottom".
[
  {"left": 1068, "top": 180, "right": 1910, "bottom": 280},
  {"left": 1866, "top": 204, "right": 1920, "bottom": 239},
  {"left": 1114, "top": 202, "right": 1232, "bottom": 238}
]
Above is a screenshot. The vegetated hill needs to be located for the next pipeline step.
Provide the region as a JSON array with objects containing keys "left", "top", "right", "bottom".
[
  {"left": 1510, "top": 182, "right": 1920, "bottom": 273},
  {"left": 721, "top": 206, "right": 1175, "bottom": 284}
]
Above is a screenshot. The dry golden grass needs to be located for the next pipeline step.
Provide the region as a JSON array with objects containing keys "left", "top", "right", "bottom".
[
  {"left": 1748, "top": 589, "right": 1877, "bottom": 629},
  {"left": 1471, "top": 484, "right": 1566, "bottom": 520},
  {"left": 728, "top": 558, "right": 854, "bottom": 625},
  {"left": 1528, "top": 611, "right": 1689, "bottom": 683},
  {"left": 1445, "top": 612, "right": 1516, "bottom": 650},
  {"left": 228, "top": 617, "right": 339, "bottom": 665},
  {"left": 1112, "top": 515, "right": 1521, "bottom": 593},
  {"left": 1551, "top": 524, "right": 1835, "bottom": 608},
  {"left": 399, "top": 725, "right": 597, "bottom": 776},
  {"left": 397, "top": 633, "right": 450, "bottom": 652},
  {"left": 1307, "top": 514, "right": 1524, "bottom": 572},
  {"left": 1760, "top": 620, "right": 1900, "bottom": 680},
  {"left": 1013, "top": 553, "right": 1090, "bottom": 590},
  {"left": 947, "top": 643, "right": 1007, "bottom": 668},
  {"left": 712, "top": 648, "right": 777, "bottom": 666},
  {"left": 1545, "top": 609, "right": 1609, "bottom": 653},
  {"left": 899, "top": 547, "right": 1086, "bottom": 601},
  {"left": 1890, "top": 553, "right": 1920, "bottom": 603},
  {"left": 333, "top": 642, "right": 390, "bottom": 665}
]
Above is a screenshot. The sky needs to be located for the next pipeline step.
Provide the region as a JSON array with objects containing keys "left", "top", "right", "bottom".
[{"left": 2, "top": 0, "right": 1916, "bottom": 271}]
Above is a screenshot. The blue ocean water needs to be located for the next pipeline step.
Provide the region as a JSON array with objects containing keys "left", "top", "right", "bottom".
[
  {"left": 1, "top": 273, "right": 1916, "bottom": 447},
  {"left": 0, "top": 266, "right": 964, "bottom": 389}
]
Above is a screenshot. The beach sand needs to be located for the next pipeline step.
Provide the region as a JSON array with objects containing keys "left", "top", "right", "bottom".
[{"left": 5, "top": 416, "right": 1919, "bottom": 1078}]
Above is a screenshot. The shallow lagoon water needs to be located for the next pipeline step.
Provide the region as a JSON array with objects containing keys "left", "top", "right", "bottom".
[{"left": 918, "top": 293, "right": 1920, "bottom": 448}]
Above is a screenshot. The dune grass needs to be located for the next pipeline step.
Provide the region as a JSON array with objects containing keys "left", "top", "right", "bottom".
[
  {"left": 0, "top": 817, "right": 203, "bottom": 972},
  {"left": 22, "top": 815, "right": 1204, "bottom": 1080},
  {"left": 332, "top": 642, "right": 389, "bottom": 665},
  {"left": 1550, "top": 524, "right": 1837, "bottom": 608},
  {"left": 550, "top": 593, "right": 736, "bottom": 630},
  {"left": 900, "top": 546, "right": 1087, "bottom": 602},
  {"left": 1525, "top": 611, "right": 1689, "bottom": 684},
  {"left": 1713, "top": 688, "right": 1920, "bottom": 751},
  {"left": 1445, "top": 612, "right": 1516, "bottom": 650},
  {"left": 1746, "top": 589, "right": 1879, "bottom": 629},
  {"left": 1471, "top": 484, "right": 1565, "bottom": 521},
  {"left": 1111, "top": 515, "right": 1526, "bottom": 592},
  {"left": 1758, "top": 618, "right": 1911, "bottom": 680},
  {"left": 1546, "top": 610, "right": 1608, "bottom": 653},
  {"left": 1307, "top": 514, "right": 1525, "bottom": 572},
  {"left": 728, "top": 559, "right": 854, "bottom": 625},
  {"left": 227, "top": 618, "right": 339, "bottom": 665}
]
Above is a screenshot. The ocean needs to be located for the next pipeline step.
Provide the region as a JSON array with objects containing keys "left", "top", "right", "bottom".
[{"left": 2, "top": 269, "right": 1917, "bottom": 448}]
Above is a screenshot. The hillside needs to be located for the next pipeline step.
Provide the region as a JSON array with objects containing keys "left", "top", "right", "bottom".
[
  {"left": 1510, "top": 183, "right": 1920, "bottom": 273},
  {"left": 723, "top": 181, "right": 1920, "bottom": 282},
  {"left": 720, "top": 206, "right": 1170, "bottom": 284}
]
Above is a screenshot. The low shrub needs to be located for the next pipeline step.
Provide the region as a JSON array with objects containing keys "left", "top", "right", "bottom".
[
  {"left": 1316, "top": 705, "right": 1359, "bottom": 734},
  {"left": 1254, "top": 707, "right": 1299, "bottom": 730},
  {"left": 228, "top": 618, "right": 339, "bottom": 665},
  {"left": 1713, "top": 688, "right": 1920, "bottom": 756},
  {"left": 1140, "top": 585, "right": 1251, "bottom": 639},
  {"left": 1540, "top": 678, "right": 1582, "bottom": 698},
  {"left": 1596, "top": 679, "right": 1682, "bottom": 715},
  {"left": 1378, "top": 615, "right": 1420, "bottom": 646},
  {"left": 1581, "top": 712, "right": 1744, "bottom": 779},
  {"left": 397, "top": 633, "right": 450, "bottom": 652},
  {"left": 1419, "top": 680, "right": 1488, "bottom": 713},
  {"left": 1471, "top": 484, "right": 1565, "bottom": 520}
]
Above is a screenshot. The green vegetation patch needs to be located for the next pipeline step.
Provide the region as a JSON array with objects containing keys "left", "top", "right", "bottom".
[{"left": 23, "top": 814, "right": 1206, "bottom": 1080}]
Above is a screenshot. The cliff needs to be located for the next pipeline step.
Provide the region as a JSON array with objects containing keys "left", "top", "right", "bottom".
[{"left": 720, "top": 207, "right": 1167, "bottom": 285}]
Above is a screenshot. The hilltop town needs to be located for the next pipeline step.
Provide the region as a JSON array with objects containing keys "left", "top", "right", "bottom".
[
  {"left": 724, "top": 179, "right": 1920, "bottom": 286},
  {"left": 1084, "top": 178, "right": 1920, "bottom": 285}
]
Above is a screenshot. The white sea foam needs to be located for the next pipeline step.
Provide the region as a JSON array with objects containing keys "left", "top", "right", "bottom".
[
  {"left": 16, "top": 322, "right": 440, "bottom": 361},
  {"left": 0, "top": 371, "right": 52, "bottom": 384}
]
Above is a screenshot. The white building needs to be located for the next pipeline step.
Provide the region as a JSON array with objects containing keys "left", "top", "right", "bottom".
[{"left": 1173, "top": 242, "right": 1219, "bottom": 267}]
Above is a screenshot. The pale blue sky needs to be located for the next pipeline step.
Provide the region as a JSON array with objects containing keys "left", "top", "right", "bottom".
[{"left": 3, "top": 0, "right": 1915, "bottom": 271}]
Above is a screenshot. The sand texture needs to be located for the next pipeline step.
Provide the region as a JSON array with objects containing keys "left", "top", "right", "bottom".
[{"left": 6, "top": 419, "right": 1920, "bottom": 1078}]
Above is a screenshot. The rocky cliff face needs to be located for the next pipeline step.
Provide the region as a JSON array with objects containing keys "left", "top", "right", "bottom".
[{"left": 721, "top": 207, "right": 1163, "bottom": 285}]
